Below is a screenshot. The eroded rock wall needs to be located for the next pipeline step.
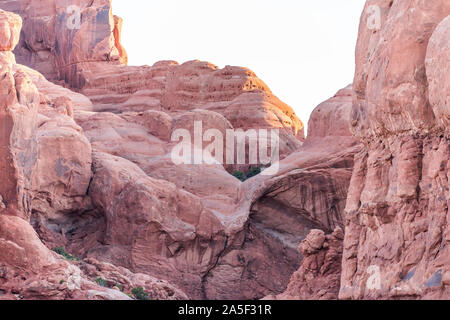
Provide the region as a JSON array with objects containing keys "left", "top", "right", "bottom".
[
  {"left": 0, "top": 9, "right": 186, "bottom": 300},
  {"left": 0, "top": 0, "right": 366, "bottom": 300},
  {"left": 341, "top": 0, "right": 450, "bottom": 300}
]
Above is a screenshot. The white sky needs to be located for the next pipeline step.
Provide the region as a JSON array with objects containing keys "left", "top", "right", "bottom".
[{"left": 113, "top": 0, "right": 366, "bottom": 130}]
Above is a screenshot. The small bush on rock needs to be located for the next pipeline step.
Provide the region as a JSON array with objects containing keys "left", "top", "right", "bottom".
[
  {"left": 95, "top": 278, "right": 108, "bottom": 287},
  {"left": 52, "top": 247, "right": 77, "bottom": 261},
  {"left": 232, "top": 166, "right": 263, "bottom": 181},
  {"left": 131, "top": 286, "right": 150, "bottom": 300}
]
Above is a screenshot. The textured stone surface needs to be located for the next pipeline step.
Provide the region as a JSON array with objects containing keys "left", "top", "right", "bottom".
[
  {"left": 0, "top": 19, "right": 357, "bottom": 297},
  {"left": 1, "top": 0, "right": 126, "bottom": 84},
  {"left": 9, "top": 0, "right": 449, "bottom": 301},
  {"left": 0, "top": 9, "right": 37, "bottom": 219},
  {"left": 78, "top": 258, "right": 187, "bottom": 300},
  {"left": 341, "top": 1, "right": 450, "bottom": 300},
  {"left": 266, "top": 228, "right": 344, "bottom": 300},
  {"left": 352, "top": 0, "right": 450, "bottom": 137},
  {"left": 0, "top": 215, "right": 131, "bottom": 300},
  {"left": 0, "top": 14, "right": 125, "bottom": 298},
  {"left": 426, "top": 15, "right": 450, "bottom": 132},
  {"left": 0, "top": 7, "right": 185, "bottom": 299},
  {"left": 0, "top": 0, "right": 305, "bottom": 165},
  {"left": 200, "top": 89, "right": 359, "bottom": 299},
  {"left": 0, "top": 9, "right": 21, "bottom": 51},
  {"left": 47, "top": 85, "right": 356, "bottom": 300},
  {"left": 86, "top": 151, "right": 229, "bottom": 298},
  {"left": 308, "top": 85, "right": 353, "bottom": 138}
]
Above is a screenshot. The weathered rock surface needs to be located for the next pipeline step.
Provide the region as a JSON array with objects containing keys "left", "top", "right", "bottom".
[
  {"left": 32, "top": 82, "right": 358, "bottom": 300},
  {"left": 0, "top": 9, "right": 38, "bottom": 220},
  {"left": 9, "top": 0, "right": 447, "bottom": 302},
  {"left": 0, "top": 8, "right": 186, "bottom": 300},
  {"left": 266, "top": 227, "right": 344, "bottom": 300},
  {"left": 341, "top": 0, "right": 450, "bottom": 300},
  {"left": 308, "top": 85, "right": 353, "bottom": 139},
  {"left": 1, "top": 0, "right": 341, "bottom": 300},
  {"left": 0, "top": 8, "right": 21, "bottom": 51},
  {"left": 0, "top": 10, "right": 115, "bottom": 300},
  {"left": 1, "top": 0, "right": 126, "bottom": 84},
  {"left": 78, "top": 258, "right": 187, "bottom": 300},
  {"left": 200, "top": 86, "right": 359, "bottom": 299},
  {"left": 426, "top": 15, "right": 450, "bottom": 132},
  {"left": 86, "top": 151, "right": 230, "bottom": 298},
  {"left": 1, "top": 0, "right": 305, "bottom": 166},
  {"left": 0, "top": 214, "right": 134, "bottom": 300}
]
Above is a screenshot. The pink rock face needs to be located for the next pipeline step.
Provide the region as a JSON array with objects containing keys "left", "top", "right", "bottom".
[
  {"left": 267, "top": 228, "right": 344, "bottom": 300},
  {"left": 426, "top": 15, "right": 450, "bottom": 132},
  {"left": 31, "top": 90, "right": 93, "bottom": 218},
  {"left": 87, "top": 152, "right": 228, "bottom": 298},
  {"left": 352, "top": 0, "right": 450, "bottom": 137},
  {"left": 0, "top": 215, "right": 132, "bottom": 300},
  {"left": 201, "top": 92, "right": 359, "bottom": 299},
  {"left": 0, "top": 8, "right": 187, "bottom": 300},
  {"left": 0, "top": 9, "right": 21, "bottom": 51},
  {"left": 36, "top": 83, "right": 356, "bottom": 300},
  {"left": 78, "top": 258, "right": 187, "bottom": 300},
  {"left": 341, "top": 0, "right": 450, "bottom": 300},
  {"left": 308, "top": 85, "right": 353, "bottom": 138},
  {"left": 1, "top": 0, "right": 126, "bottom": 83},
  {"left": 70, "top": 59, "right": 305, "bottom": 167},
  {"left": 0, "top": 215, "right": 185, "bottom": 300},
  {"left": 0, "top": 9, "right": 37, "bottom": 219},
  {"left": 1, "top": 0, "right": 305, "bottom": 163},
  {"left": 0, "top": 1, "right": 383, "bottom": 301}
]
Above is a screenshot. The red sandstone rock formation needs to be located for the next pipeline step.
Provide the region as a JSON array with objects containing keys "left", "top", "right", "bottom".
[
  {"left": 3, "top": 0, "right": 447, "bottom": 302},
  {"left": 341, "top": 0, "right": 450, "bottom": 300},
  {"left": 266, "top": 227, "right": 344, "bottom": 300},
  {"left": 0, "top": 0, "right": 126, "bottom": 84},
  {"left": 1, "top": 0, "right": 305, "bottom": 165},
  {"left": 1, "top": 0, "right": 341, "bottom": 300},
  {"left": 199, "top": 86, "right": 358, "bottom": 299},
  {"left": 0, "top": 8, "right": 186, "bottom": 300},
  {"left": 307, "top": 85, "right": 353, "bottom": 139},
  {"left": 0, "top": 0, "right": 357, "bottom": 300}
]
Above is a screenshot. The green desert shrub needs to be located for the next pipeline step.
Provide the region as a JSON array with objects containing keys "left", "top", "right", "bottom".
[
  {"left": 52, "top": 247, "right": 77, "bottom": 261},
  {"left": 232, "top": 170, "right": 245, "bottom": 181},
  {"left": 246, "top": 166, "right": 262, "bottom": 179},
  {"left": 95, "top": 278, "right": 108, "bottom": 287},
  {"left": 131, "top": 286, "right": 150, "bottom": 300},
  {"left": 232, "top": 166, "right": 263, "bottom": 182}
]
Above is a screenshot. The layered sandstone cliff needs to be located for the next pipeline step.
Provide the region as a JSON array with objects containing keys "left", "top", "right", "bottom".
[
  {"left": 2, "top": 0, "right": 304, "bottom": 166},
  {"left": 341, "top": 0, "right": 450, "bottom": 300},
  {"left": 0, "top": 9, "right": 189, "bottom": 300},
  {"left": 0, "top": 0, "right": 361, "bottom": 300},
  {"left": 1, "top": 0, "right": 447, "bottom": 301}
]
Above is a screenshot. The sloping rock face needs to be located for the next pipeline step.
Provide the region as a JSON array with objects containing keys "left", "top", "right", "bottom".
[
  {"left": 0, "top": 9, "right": 185, "bottom": 300},
  {"left": 0, "top": 9, "right": 117, "bottom": 300},
  {"left": 307, "top": 85, "right": 353, "bottom": 138},
  {"left": 0, "top": 0, "right": 127, "bottom": 84},
  {"left": 200, "top": 87, "right": 359, "bottom": 299},
  {"left": 426, "top": 15, "right": 450, "bottom": 131},
  {"left": 0, "top": 17, "right": 36, "bottom": 220},
  {"left": 69, "top": 88, "right": 358, "bottom": 299},
  {"left": 341, "top": 0, "right": 450, "bottom": 300},
  {"left": 266, "top": 227, "right": 344, "bottom": 300},
  {"left": 0, "top": 0, "right": 361, "bottom": 300},
  {"left": 0, "top": 0, "right": 315, "bottom": 300},
  {"left": 0, "top": 0, "right": 304, "bottom": 164}
]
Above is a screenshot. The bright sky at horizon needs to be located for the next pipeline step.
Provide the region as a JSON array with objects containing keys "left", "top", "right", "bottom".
[{"left": 113, "top": 0, "right": 366, "bottom": 132}]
